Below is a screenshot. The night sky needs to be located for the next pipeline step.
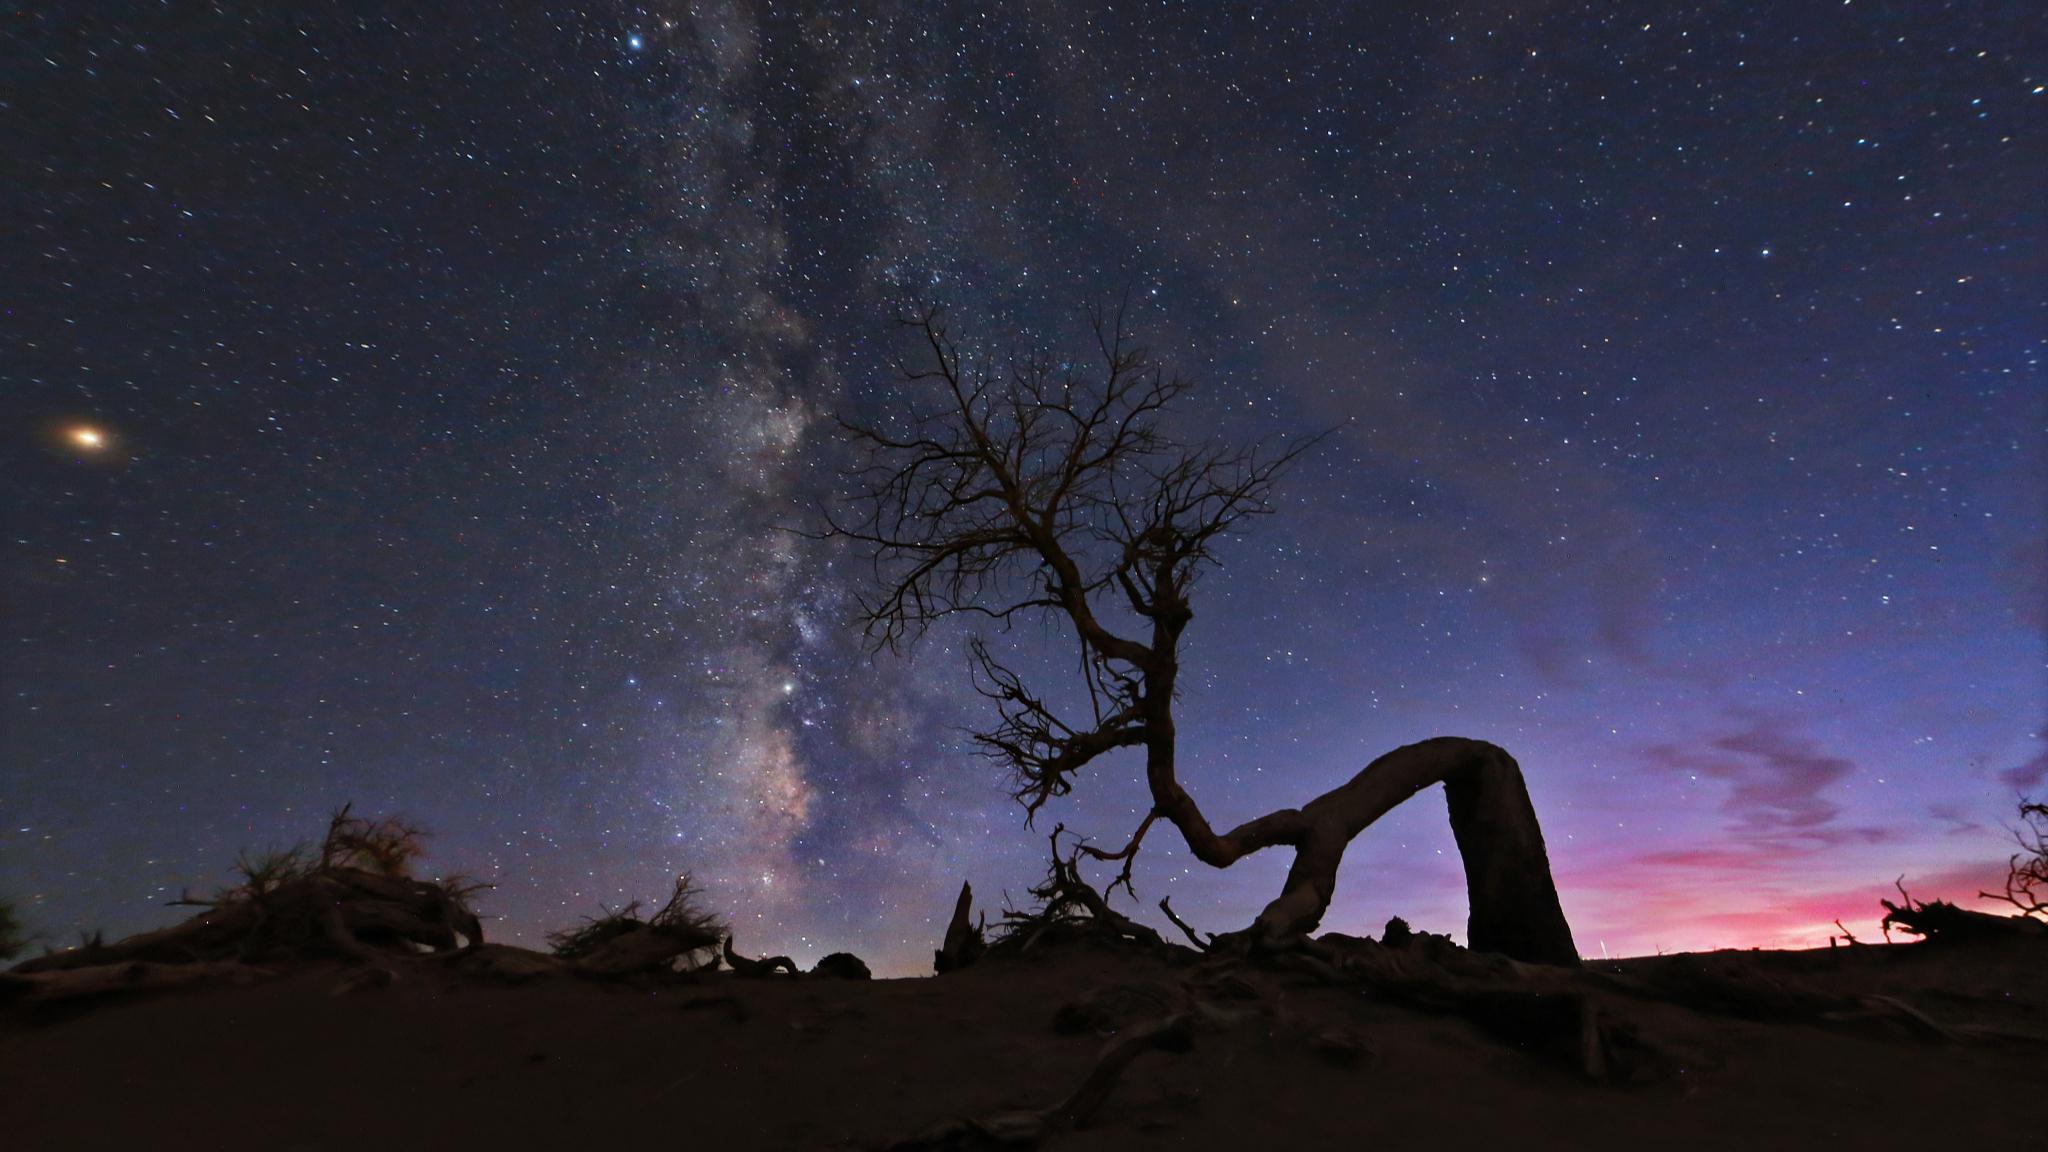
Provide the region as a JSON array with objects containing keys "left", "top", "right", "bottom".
[{"left": 4, "top": 3, "right": 2042, "bottom": 975}]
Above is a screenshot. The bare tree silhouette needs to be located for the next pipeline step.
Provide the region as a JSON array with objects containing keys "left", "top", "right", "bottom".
[
  {"left": 828, "top": 304, "right": 1579, "bottom": 964},
  {"left": 1983, "top": 798, "right": 2047, "bottom": 920}
]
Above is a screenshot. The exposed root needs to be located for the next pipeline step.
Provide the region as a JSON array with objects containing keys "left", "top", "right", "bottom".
[
  {"left": 1881, "top": 878, "right": 2047, "bottom": 943},
  {"left": 1831, "top": 994, "right": 1959, "bottom": 1043},
  {"left": 988, "top": 828, "right": 1166, "bottom": 956},
  {"left": 722, "top": 936, "right": 800, "bottom": 978},
  {"left": 888, "top": 1013, "right": 1195, "bottom": 1150},
  {"left": 550, "top": 876, "right": 725, "bottom": 979}
]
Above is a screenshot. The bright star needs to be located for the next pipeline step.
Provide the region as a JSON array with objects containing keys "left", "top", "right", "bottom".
[
  {"left": 627, "top": 33, "right": 643, "bottom": 50},
  {"left": 66, "top": 425, "right": 110, "bottom": 453}
]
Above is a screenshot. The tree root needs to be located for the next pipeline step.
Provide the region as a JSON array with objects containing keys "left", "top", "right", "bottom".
[
  {"left": 988, "top": 830, "right": 1167, "bottom": 956},
  {"left": 1881, "top": 878, "right": 2048, "bottom": 942},
  {"left": 887, "top": 1013, "right": 1195, "bottom": 1150},
  {"left": 722, "top": 937, "right": 799, "bottom": 978}
]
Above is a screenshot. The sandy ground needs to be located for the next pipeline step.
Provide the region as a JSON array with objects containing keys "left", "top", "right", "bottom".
[{"left": 3, "top": 935, "right": 2041, "bottom": 1151}]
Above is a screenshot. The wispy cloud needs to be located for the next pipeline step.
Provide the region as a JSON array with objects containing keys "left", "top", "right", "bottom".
[
  {"left": 1997, "top": 731, "right": 2048, "bottom": 791},
  {"left": 1644, "top": 715, "right": 1857, "bottom": 839}
]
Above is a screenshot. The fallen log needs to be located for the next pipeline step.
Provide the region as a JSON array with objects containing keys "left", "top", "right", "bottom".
[
  {"left": 1881, "top": 890, "right": 2048, "bottom": 942},
  {"left": 570, "top": 923, "right": 721, "bottom": 978},
  {"left": 0, "top": 959, "right": 274, "bottom": 1011}
]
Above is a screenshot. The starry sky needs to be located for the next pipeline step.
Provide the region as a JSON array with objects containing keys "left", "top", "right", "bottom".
[{"left": 3, "top": 3, "right": 2042, "bottom": 974}]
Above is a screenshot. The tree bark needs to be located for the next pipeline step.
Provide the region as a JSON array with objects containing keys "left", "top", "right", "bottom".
[
  {"left": 1443, "top": 747, "right": 1580, "bottom": 965},
  {"left": 934, "top": 881, "right": 985, "bottom": 973},
  {"left": 1159, "top": 736, "right": 1579, "bottom": 966}
]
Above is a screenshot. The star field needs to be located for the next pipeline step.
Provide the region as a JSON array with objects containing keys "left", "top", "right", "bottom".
[{"left": 3, "top": 3, "right": 2042, "bottom": 973}]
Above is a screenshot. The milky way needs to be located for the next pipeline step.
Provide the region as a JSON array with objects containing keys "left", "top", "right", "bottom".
[{"left": 4, "top": 4, "right": 2042, "bottom": 973}]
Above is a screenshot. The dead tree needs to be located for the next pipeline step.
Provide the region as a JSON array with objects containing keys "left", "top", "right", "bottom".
[
  {"left": 1982, "top": 799, "right": 2047, "bottom": 921},
  {"left": 828, "top": 304, "right": 1579, "bottom": 965},
  {"left": 934, "top": 881, "right": 987, "bottom": 972}
]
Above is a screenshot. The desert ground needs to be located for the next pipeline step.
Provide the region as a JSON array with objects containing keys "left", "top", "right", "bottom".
[{"left": 4, "top": 922, "right": 2042, "bottom": 1151}]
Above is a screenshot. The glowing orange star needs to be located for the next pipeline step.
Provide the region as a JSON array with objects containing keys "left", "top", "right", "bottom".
[{"left": 67, "top": 425, "right": 108, "bottom": 452}]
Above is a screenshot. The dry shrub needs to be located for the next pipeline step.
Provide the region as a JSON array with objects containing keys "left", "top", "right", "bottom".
[
  {"left": 435, "top": 874, "right": 493, "bottom": 906},
  {"left": 546, "top": 905, "right": 644, "bottom": 958},
  {"left": 9, "top": 804, "right": 484, "bottom": 977},
  {"left": 317, "top": 804, "right": 428, "bottom": 876},
  {"left": 209, "top": 804, "right": 433, "bottom": 905},
  {"left": 224, "top": 845, "right": 315, "bottom": 900},
  {"left": 547, "top": 876, "right": 724, "bottom": 959}
]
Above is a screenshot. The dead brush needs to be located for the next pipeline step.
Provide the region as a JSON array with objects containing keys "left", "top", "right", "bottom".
[
  {"left": 547, "top": 876, "right": 725, "bottom": 961},
  {"left": 316, "top": 804, "right": 429, "bottom": 876}
]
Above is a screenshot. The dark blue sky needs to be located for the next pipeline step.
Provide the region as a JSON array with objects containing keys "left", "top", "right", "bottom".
[{"left": 4, "top": 2, "right": 2042, "bottom": 973}]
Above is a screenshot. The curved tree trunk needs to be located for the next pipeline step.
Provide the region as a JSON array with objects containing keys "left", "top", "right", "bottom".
[
  {"left": 1440, "top": 745, "right": 1579, "bottom": 964},
  {"left": 1154, "top": 737, "right": 1579, "bottom": 966}
]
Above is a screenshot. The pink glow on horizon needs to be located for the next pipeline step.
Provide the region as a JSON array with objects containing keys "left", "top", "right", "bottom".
[{"left": 1558, "top": 853, "right": 2023, "bottom": 958}]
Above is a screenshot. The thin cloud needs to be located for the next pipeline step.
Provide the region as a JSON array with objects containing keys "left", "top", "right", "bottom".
[
  {"left": 1645, "top": 715, "right": 1855, "bottom": 839},
  {"left": 1997, "top": 736, "right": 2048, "bottom": 792}
]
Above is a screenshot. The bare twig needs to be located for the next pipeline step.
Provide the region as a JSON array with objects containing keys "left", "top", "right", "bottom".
[
  {"left": 1074, "top": 808, "right": 1161, "bottom": 900},
  {"left": 1159, "top": 896, "right": 1214, "bottom": 952},
  {"left": 1980, "top": 799, "right": 2048, "bottom": 920}
]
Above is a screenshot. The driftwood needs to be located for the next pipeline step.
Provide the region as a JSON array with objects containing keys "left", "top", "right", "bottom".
[
  {"left": 570, "top": 923, "right": 721, "bottom": 979},
  {"left": 722, "top": 937, "right": 799, "bottom": 978},
  {"left": 0, "top": 959, "right": 274, "bottom": 1013},
  {"left": 549, "top": 877, "right": 724, "bottom": 979},
  {"left": 1881, "top": 882, "right": 2048, "bottom": 942},
  {"left": 10, "top": 867, "right": 480, "bottom": 977}
]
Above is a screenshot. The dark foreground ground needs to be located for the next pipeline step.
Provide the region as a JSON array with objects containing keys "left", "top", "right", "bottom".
[{"left": 3, "top": 933, "right": 2042, "bottom": 1151}]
